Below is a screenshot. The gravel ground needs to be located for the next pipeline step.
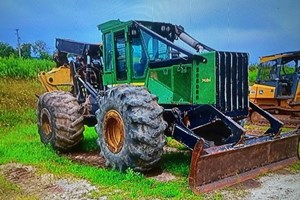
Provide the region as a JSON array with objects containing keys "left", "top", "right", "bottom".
[
  {"left": 245, "top": 172, "right": 300, "bottom": 200},
  {"left": 218, "top": 169, "right": 300, "bottom": 200}
]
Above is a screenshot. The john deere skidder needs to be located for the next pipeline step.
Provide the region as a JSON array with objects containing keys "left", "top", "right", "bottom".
[{"left": 37, "top": 20, "right": 300, "bottom": 193}]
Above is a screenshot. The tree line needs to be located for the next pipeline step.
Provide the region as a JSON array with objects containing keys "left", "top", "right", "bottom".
[{"left": 0, "top": 40, "right": 52, "bottom": 60}]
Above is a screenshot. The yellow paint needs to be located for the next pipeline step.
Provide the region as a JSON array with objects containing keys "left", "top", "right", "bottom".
[
  {"left": 113, "top": 82, "right": 145, "bottom": 87},
  {"left": 260, "top": 51, "right": 300, "bottom": 63},
  {"left": 130, "top": 82, "right": 145, "bottom": 86},
  {"left": 38, "top": 65, "right": 73, "bottom": 92},
  {"left": 294, "top": 82, "right": 300, "bottom": 102},
  {"left": 201, "top": 78, "right": 211, "bottom": 83},
  {"left": 249, "top": 84, "right": 276, "bottom": 100}
]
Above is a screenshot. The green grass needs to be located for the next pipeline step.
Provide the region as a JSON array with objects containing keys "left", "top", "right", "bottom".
[
  {"left": 162, "top": 152, "right": 191, "bottom": 177},
  {"left": 0, "top": 56, "right": 54, "bottom": 79},
  {"left": 77, "top": 127, "right": 99, "bottom": 152},
  {"left": 0, "top": 174, "right": 21, "bottom": 193}
]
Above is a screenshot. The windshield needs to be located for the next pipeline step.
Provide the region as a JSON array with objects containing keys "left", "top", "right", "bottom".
[
  {"left": 280, "top": 59, "right": 299, "bottom": 76},
  {"left": 140, "top": 29, "right": 190, "bottom": 62},
  {"left": 258, "top": 60, "right": 278, "bottom": 81},
  {"left": 258, "top": 58, "right": 299, "bottom": 82}
]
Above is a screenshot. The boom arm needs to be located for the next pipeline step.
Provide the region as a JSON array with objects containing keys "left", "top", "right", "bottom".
[
  {"left": 135, "top": 21, "right": 215, "bottom": 53},
  {"left": 174, "top": 25, "right": 215, "bottom": 52}
]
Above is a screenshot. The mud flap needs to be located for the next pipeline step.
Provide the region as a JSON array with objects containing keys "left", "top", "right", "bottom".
[{"left": 189, "top": 130, "right": 300, "bottom": 194}]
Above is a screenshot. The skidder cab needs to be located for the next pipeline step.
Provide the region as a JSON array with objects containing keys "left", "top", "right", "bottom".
[{"left": 37, "top": 19, "right": 300, "bottom": 193}]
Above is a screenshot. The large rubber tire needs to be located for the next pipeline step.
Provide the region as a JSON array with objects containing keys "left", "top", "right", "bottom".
[
  {"left": 37, "top": 91, "right": 84, "bottom": 151},
  {"left": 95, "top": 86, "right": 167, "bottom": 171}
]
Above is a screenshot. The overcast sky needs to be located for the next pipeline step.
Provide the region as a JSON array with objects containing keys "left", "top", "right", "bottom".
[{"left": 1, "top": 0, "right": 299, "bottom": 63}]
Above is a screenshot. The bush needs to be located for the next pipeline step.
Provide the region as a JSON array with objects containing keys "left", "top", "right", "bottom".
[{"left": 249, "top": 64, "right": 258, "bottom": 85}]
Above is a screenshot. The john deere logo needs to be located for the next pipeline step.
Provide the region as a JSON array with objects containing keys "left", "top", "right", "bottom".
[{"left": 202, "top": 78, "right": 211, "bottom": 83}]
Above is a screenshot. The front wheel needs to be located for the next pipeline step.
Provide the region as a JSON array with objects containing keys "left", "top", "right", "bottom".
[{"left": 96, "top": 86, "right": 167, "bottom": 171}]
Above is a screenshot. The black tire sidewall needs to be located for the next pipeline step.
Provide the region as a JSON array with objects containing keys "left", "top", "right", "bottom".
[
  {"left": 97, "top": 95, "right": 132, "bottom": 170},
  {"left": 38, "top": 94, "right": 57, "bottom": 145}
]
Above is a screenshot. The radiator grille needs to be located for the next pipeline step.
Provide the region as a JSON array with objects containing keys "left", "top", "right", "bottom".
[{"left": 216, "top": 52, "right": 249, "bottom": 115}]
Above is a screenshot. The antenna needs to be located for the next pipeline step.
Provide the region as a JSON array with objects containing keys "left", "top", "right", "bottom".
[{"left": 15, "top": 29, "right": 21, "bottom": 57}]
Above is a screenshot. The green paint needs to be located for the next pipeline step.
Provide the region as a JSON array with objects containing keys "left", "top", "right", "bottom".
[
  {"left": 193, "top": 52, "right": 216, "bottom": 104},
  {"left": 98, "top": 20, "right": 132, "bottom": 34},
  {"left": 147, "top": 77, "right": 174, "bottom": 103},
  {"left": 147, "top": 65, "right": 192, "bottom": 104},
  {"left": 172, "top": 64, "right": 192, "bottom": 103}
]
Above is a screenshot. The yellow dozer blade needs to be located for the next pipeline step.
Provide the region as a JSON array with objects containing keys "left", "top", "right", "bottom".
[{"left": 189, "top": 129, "right": 300, "bottom": 193}]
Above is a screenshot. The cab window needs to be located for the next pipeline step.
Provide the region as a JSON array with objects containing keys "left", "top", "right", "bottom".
[
  {"left": 104, "top": 33, "right": 113, "bottom": 71},
  {"left": 115, "top": 32, "right": 127, "bottom": 81},
  {"left": 132, "top": 37, "right": 147, "bottom": 78}
]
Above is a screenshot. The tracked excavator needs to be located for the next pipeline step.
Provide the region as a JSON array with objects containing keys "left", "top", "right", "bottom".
[
  {"left": 250, "top": 51, "right": 300, "bottom": 127},
  {"left": 37, "top": 20, "right": 300, "bottom": 193}
]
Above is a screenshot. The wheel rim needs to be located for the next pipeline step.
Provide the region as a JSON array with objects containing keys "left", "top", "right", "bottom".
[
  {"left": 103, "top": 110, "right": 125, "bottom": 153},
  {"left": 41, "top": 108, "right": 52, "bottom": 138}
]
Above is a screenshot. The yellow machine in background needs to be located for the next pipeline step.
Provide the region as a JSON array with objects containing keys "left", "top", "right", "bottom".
[
  {"left": 38, "top": 65, "right": 72, "bottom": 91},
  {"left": 249, "top": 51, "right": 300, "bottom": 127}
]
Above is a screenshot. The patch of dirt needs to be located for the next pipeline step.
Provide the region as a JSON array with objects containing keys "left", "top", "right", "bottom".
[
  {"left": 65, "top": 150, "right": 106, "bottom": 168},
  {"left": 145, "top": 167, "right": 177, "bottom": 182},
  {"left": 150, "top": 171, "right": 177, "bottom": 182},
  {"left": 237, "top": 179, "right": 261, "bottom": 189},
  {"left": 0, "top": 163, "right": 98, "bottom": 200},
  {"left": 66, "top": 149, "right": 178, "bottom": 183}
]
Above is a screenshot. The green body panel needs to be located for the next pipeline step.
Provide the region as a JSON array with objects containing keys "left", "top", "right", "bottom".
[
  {"left": 193, "top": 52, "right": 216, "bottom": 104},
  {"left": 102, "top": 73, "right": 113, "bottom": 85},
  {"left": 147, "top": 77, "right": 175, "bottom": 103},
  {"left": 146, "top": 65, "right": 192, "bottom": 104}
]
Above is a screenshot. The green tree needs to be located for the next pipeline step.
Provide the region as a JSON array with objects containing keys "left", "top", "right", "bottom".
[
  {"left": 0, "top": 42, "right": 16, "bottom": 57},
  {"left": 32, "top": 40, "right": 51, "bottom": 60},
  {"left": 20, "top": 43, "right": 32, "bottom": 59}
]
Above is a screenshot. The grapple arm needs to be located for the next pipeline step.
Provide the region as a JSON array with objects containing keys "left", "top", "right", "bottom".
[{"left": 38, "top": 65, "right": 72, "bottom": 92}]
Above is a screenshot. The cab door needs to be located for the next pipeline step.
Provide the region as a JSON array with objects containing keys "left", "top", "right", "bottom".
[{"left": 102, "top": 30, "right": 128, "bottom": 85}]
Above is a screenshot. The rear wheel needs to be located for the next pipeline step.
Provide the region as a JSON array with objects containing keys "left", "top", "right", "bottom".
[
  {"left": 96, "top": 86, "right": 167, "bottom": 171},
  {"left": 37, "top": 91, "right": 84, "bottom": 151}
]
